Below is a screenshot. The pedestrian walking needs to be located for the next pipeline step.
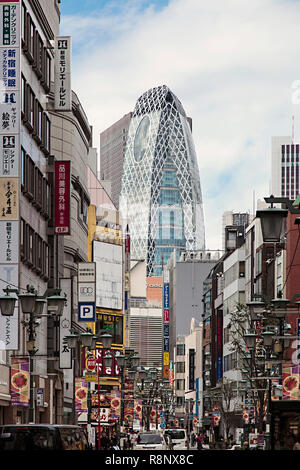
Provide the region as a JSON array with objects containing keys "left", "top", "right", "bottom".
[
  {"left": 112, "top": 438, "right": 120, "bottom": 450},
  {"left": 197, "top": 433, "right": 203, "bottom": 450},
  {"left": 293, "top": 436, "right": 300, "bottom": 450}
]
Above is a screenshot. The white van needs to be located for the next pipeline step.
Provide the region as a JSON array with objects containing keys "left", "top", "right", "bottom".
[{"left": 164, "top": 428, "right": 188, "bottom": 450}]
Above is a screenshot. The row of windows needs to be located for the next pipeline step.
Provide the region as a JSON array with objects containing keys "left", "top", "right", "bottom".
[
  {"left": 21, "top": 148, "right": 51, "bottom": 219},
  {"left": 20, "top": 218, "right": 50, "bottom": 280},
  {"left": 21, "top": 2, "right": 51, "bottom": 92},
  {"left": 21, "top": 75, "right": 50, "bottom": 154},
  {"left": 158, "top": 209, "right": 184, "bottom": 226}
]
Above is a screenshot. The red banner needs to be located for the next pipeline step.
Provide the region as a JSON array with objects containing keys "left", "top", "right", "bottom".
[{"left": 54, "top": 160, "right": 71, "bottom": 234}]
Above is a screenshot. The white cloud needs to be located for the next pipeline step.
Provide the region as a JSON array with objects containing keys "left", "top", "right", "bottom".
[{"left": 60, "top": 0, "right": 300, "bottom": 250}]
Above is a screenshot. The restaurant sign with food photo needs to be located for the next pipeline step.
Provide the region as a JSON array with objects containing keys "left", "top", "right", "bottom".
[
  {"left": 75, "top": 378, "right": 88, "bottom": 411},
  {"left": 282, "top": 365, "right": 300, "bottom": 400},
  {"left": 10, "top": 357, "right": 30, "bottom": 406}
]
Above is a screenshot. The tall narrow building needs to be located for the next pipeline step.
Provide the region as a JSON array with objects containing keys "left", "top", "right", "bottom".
[
  {"left": 100, "top": 112, "right": 132, "bottom": 209},
  {"left": 271, "top": 136, "right": 300, "bottom": 200},
  {"left": 120, "top": 85, "right": 205, "bottom": 276}
]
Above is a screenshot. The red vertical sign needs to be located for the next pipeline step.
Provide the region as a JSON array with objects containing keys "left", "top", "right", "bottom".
[{"left": 54, "top": 160, "right": 71, "bottom": 234}]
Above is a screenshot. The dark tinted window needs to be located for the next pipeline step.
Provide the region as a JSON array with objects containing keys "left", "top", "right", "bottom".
[
  {"left": 138, "top": 434, "right": 162, "bottom": 444},
  {"left": 165, "top": 430, "right": 185, "bottom": 439},
  {"left": 0, "top": 426, "right": 56, "bottom": 450}
]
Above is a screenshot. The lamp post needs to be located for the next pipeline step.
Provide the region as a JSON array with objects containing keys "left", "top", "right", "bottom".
[
  {"left": 97, "top": 333, "right": 113, "bottom": 451},
  {"left": 115, "top": 351, "right": 140, "bottom": 433},
  {"left": 0, "top": 284, "right": 65, "bottom": 424},
  {"left": 65, "top": 328, "right": 97, "bottom": 426}
]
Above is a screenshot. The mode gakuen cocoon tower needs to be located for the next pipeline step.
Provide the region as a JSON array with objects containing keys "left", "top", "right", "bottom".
[{"left": 120, "top": 85, "right": 205, "bottom": 276}]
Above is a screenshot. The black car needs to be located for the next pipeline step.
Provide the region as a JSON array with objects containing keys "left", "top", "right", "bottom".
[{"left": 0, "top": 424, "right": 90, "bottom": 450}]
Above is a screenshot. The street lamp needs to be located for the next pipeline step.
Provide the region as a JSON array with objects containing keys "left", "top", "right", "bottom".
[
  {"left": 97, "top": 333, "right": 113, "bottom": 451},
  {"left": 115, "top": 351, "right": 140, "bottom": 433},
  {"left": 256, "top": 205, "right": 288, "bottom": 243},
  {"left": 0, "top": 284, "right": 65, "bottom": 424}
]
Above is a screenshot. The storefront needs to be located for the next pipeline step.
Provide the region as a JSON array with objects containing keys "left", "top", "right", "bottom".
[{"left": 271, "top": 401, "right": 300, "bottom": 450}]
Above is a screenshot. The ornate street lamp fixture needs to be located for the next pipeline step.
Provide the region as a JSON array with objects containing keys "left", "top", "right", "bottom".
[
  {"left": 247, "top": 301, "right": 266, "bottom": 321},
  {"left": 99, "top": 333, "right": 113, "bottom": 349},
  {"left": 0, "top": 290, "right": 16, "bottom": 316},
  {"left": 18, "top": 290, "right": 36, "bottom": 314},
  {"left": 80, "top": 331, "right": 94, "bottom": 348},
  {"left": 47, "top": 294, "right": 66, "bottom": 316},
  {"left": 271, "top": 298, "right": 290, "bottom": 319},
  {"left": 262, "top": 331, "right": 274, "bottom": 348},
  {"left": 65, "top": 333, "right": 79, "bottom": 349},
  {"left": 256, "top": 202, "right": 288, "bottom": 243},
  {"left": 244, "top": 332, "right": 256, "bottom": 349}
]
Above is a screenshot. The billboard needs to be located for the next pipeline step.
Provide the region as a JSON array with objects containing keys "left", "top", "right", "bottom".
[{"left": 93, "top": 240, "right": 122, "bottom": 310}]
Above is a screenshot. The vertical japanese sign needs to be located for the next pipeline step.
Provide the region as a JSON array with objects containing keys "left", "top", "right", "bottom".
[
  {"left": 124, "top": 225, "right": 130, "bottom": 347},
  {"left": 163, "top": 278, "right": 170, "bottom": 379},
  {"left": 54, "top": 160, "right": 71, "bottom": 235},
  {"left": 10, "top": 357, "right": 29, "bottom": 406},
  {"left": 78, "top": 262, "right": 96, "bottom": 323},
  {"left": 0, "top": 0, "right": 20, "bottom": 351},
  {"left": 54, "top": 36, "right": 71, "bottom": 111},
  {"left": 59, "top": 278, "right": 72, "bottom": 369},
  {"left": 216, "top": 310, "right": 223, "bottom": 380}
]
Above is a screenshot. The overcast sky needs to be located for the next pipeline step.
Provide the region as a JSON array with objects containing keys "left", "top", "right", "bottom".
[{"left": 59, "top": 0, "right": 300, "bottom": 251}]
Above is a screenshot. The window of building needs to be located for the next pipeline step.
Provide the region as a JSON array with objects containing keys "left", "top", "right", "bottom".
[
  {"left": 96, "top": 313, "right": 123, "bottom": 345},
  {"left": 176, "top": 379, "right": 185, "bottom": 391},
  {"left": 176, "top": 396, "right": 185, "bottom": 407},
  {"left": 21, "top": 75, "right": 26, "bottom": 116},
  {"left": 176, "top": 362, "right": 185, "bottom": 373},
  {"left": 176, "top": 344, "right": 185, "bottom": 356}
]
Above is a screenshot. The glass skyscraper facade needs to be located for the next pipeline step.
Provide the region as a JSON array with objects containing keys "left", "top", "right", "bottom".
[{"left": 120, "top": 85, "right": 205, "bottom": 276}]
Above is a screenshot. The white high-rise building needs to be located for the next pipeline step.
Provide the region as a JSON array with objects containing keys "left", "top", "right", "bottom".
[{"left": 271, "top": 136, "right": 300, "bottom": 200}]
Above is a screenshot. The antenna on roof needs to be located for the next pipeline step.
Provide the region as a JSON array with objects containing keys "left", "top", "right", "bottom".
[{"left": 292, "top": 115, "right": 295, "bottom": 144}]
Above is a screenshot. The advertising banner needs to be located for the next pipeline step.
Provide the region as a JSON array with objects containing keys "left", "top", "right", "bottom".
[
  {"left": 216, "top": 310, "right": 223, "bottom": 380},
  {"left": 93, "top": 240, "right": 123, "bottom": 310},
  {"left": 95, "top": 348, "right": 121, "bottom": 377},
  {"left": 54, "top": 160, "right": 71, "bottom": 235},
  {"left": 54, "top": 36, "right": 71, "bottom": 111},
  {"left": 75, "top": 378, "right": 88, "bottom": 413},
  {"left": 0, "top": 219, "right": 18, "bottom": 262},
  {"left": 0, "top": 176, "right": 18, "bottom": 219},
  {"left": 0, "top": 264, "right": 18, "bottom": 349},
  {"left": 10, "top": 357, "right": 29, "bottom": 406},
  {"left": 163, "top": 284, "right": 169, "bottom": 309},
  {"left": 282, "top": 365, "right": 300, "bottom": 400},
  {"left": 150, "top": 406, "right": 156, "bottom": 426},
  {"left": 0, "top": 134, "right": 19, "bottom": 177},
  {"left": 134, "top": 399, "right": 142, "bottom": 423},
  {"left": 109, "top": 391, "right": 121, "bottom": 419}
]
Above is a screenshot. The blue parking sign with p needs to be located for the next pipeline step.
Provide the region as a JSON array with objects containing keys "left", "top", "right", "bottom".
[{"left": 78, "top": 302, "right": 95, "bottom": 322}]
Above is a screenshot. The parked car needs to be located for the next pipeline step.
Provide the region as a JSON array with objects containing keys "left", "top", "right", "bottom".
[
  {"left": 163, "top": 429, "right": 188, "bottom": 450},
  {"left": 134, "top": 431, "right": 167, "bottom": 450},
  {"left": 0, "top": 424, "right": 90, "bottom": 451}
]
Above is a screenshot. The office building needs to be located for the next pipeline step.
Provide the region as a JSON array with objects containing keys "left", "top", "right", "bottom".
[
  {"left": 271, "top": 136, "right": 300, "bottom": 200},
  {"left": 100, "top": 112, "right": 132, "bottom": 209},
  {"left": 120, "top": 85, "right": 205, "bottom": 277}
]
